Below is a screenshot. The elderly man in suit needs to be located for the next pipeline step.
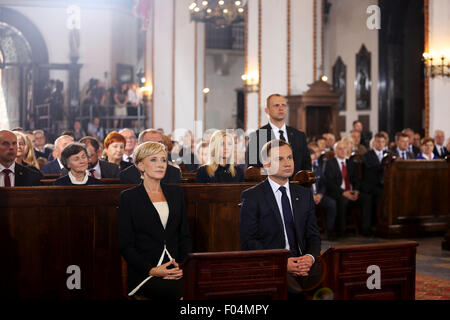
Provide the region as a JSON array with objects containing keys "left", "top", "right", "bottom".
[
  {"left": 246, "top": 94, "right": 311, "bottom": 175},
  {"left": 0, "top": 130, "right": 41, "bottom": 187},
  {"left": 40, "top": 135, "right": 74, "bottom": 174},
  {"left": 324, "top": 140, "right": 372, "bottom": 236},
  {"left": 240, "top": 139, "right": 321, "bottom": 297},
  {"left": 433, "top": 130, "right": 448, "bottom": 159},
  {"left": 120, "top": 129, "right": 181, "bottom": 184}
]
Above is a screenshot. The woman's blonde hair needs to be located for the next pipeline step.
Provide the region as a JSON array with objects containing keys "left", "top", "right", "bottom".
[
  {"left": 134, "top": 141, "right": 168, "bottom": 167},
  {"left": 205, "top": 130, "right": 236, "bottom": 178},
  {"left": 14, "top": 131, "right": 40, "bottom": 169}
]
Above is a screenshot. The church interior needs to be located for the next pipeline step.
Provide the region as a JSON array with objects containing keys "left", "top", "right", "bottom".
[{"left": 0, "top": 0, "right": 449, "bottom": 302}]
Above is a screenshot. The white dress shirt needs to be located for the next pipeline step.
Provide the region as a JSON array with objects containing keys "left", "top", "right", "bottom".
[
  {"left": 0, "top": 162, "right": 15, "bottom": 187},
  {"left": 336, "top": 157, "right": 351, "bottom": 190},
  {"left": 267, "top": 177, "right": 314, "bottom": 262},
  {"left": 122, "top": 153, "right": 134, "bottom": 163},
  {"left": 57, "top": 158, "right": 64, "bottom": 170},
  {"left": 269, "top": 121, "right": 289, "bottom": 143},
  {"left": 374, "top": 149, "right": 384, "bottom": 163},
  {"left": 435, "top": 144, "right": 445, "bottom": 157}
]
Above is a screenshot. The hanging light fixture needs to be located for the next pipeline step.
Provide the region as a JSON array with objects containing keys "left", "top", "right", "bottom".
[
  {"left": 189, "top": 0, "right": 247, "bottom": 28},
  {"left": 423, "top": 50, "right": 450, "bottom": 78}
]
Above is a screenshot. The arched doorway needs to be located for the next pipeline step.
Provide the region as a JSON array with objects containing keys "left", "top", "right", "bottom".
[{"left": 0, "top": 7, "right": 49, "bottom": 130}]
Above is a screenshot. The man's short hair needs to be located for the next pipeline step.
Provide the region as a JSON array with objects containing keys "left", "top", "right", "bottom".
[
  {"left": 395, "top": 132, "right": 409, "bottom": 142},
  {"left": 266, "top": 94, "right": 284, "bottom": 107},
  {"left": 79, "top": 136, "right": 100, "bottom": 152},
  {"left": 260, "top": 139, "right": 292, "bottom": 163},
  {"left": 350, "top": 130, "right": 360, "bottom": 135},
  {"left": 138, "top": 129, "right": 162, "bottom": 144},
  {"left": 374, "top": 132, "right": 386, "bottom": 140},
  {"left": 33, "top": 130, "right": 45, "bottom": 136},
  {"left": 353, "top": 120, "right": 362, "bottom": 126}
]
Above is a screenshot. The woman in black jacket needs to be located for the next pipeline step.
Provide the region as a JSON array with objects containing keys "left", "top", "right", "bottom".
[{"left": 118, "top": 141, "right": 191, "bottom": 299}]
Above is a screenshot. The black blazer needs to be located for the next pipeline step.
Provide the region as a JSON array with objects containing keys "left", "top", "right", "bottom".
[
  {"left": 393, "top": 148, "right": 415, "bottom": 159},
  {"left": 361, "top": 150, "right": 385, "bottom": 193},
  {"left": 246, "top": 123, "right": 311, "bottom": 174},
  {"left": 312, "top": 163, "right": 326, "bottom": 195},
  {"left": 53, "top": 175, "right": 103, "bottom": 186},
  {"left": 14, "top": 163, "right": 42, "bottom": 186},
  {"left": 119, "top": 160, "right": 133, "bottom": 171},
  {"left": 195, "top": 164, "right": 244, "bottom": 183},
  {"left": 34, "top": 147, "right": 52, "bottom": 160},
  {"left": 118, "top": 183, "right": 192, "bottom": 292},
  {"left": 120, "top": 164, "right": 182, "bottom": 185},
  {"left": 240, "top": 179, "right": 321, "bottom": 260},
  {"left": 40, "top": 159, "right": 62, "bottom": 174},
  {"left": 324, "top": 157, "right": 361, "bottom": 199},
  {"left": 60, "top": 160, "right": 120, "bottom": 179},
  {"left": 433, "top": 145, "right": 448, "bottom": 159}
]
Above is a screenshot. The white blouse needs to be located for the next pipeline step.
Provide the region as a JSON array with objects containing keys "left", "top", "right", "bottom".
[{"left": 153, "top": 202, "right": 169, "bottom": 229}]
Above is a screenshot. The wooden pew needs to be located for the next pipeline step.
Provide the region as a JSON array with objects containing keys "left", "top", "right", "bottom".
[
  {"left": 319, "top": 241, "right": 418, "bottom": 300},
  {"left": 182, "top": 249, "right": 289, "bottom": 300},
  {"left": 442, "top": 156, "right": 450, "bottom": 251},
  {"left": 377, "top": 157, "right": 450, "bottom": 238}
]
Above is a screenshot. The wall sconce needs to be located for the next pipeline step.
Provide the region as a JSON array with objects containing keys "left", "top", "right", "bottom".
[
  {"left": 423, "top": 50, "right": 450, "bottom": 78},
  {"left": 140, "top": 83, "right": 153, "bottom": 99},
  {"left": 241, "top": 73, "right": 259, "bottom": 93}
]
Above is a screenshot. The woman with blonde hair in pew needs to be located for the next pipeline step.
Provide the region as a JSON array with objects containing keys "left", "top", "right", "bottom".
[
  {"left": 118, "top": 141, "right": 191, "bottom": 299},
  {"left": 14, "top": 131, "right": 42, "bottom": 174},
  {"left": 195, "top": 130, "right": 245, "bottom": 183}
]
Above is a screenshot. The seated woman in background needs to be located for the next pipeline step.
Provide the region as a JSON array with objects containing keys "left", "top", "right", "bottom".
[
  {"left": 416, "top": 137, "right": 439, "bottom": 160},
  {"left": 103, "top": 131, "right": 133, "bottom": 171},
  {"left": 118, "top": 141, "right": 191, "bottom": 299},
  {"left": 53, "top": 142, "right": 102, "bottom": 185},
  {"left": 195, "top": 130, "right": 244, "bottom": 183},
  {"left": 14, "top": 131, "right": 41, "bottom": 174}
]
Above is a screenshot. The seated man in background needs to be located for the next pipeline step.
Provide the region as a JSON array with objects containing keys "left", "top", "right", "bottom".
[
  {"left": 0, "top": 130, "right": 41, "bottom": 187},
  {"left": 362, "top": 133, "right": 388, "bottom": 231},
  {"left": 240, "top": 140, "right": 321, "bottom": 298},
  {"left": 120, "top": 129, "right": 181, "bottom": 184},
  {"left": 40, "top": 135, "right": 74, "bottom": 174},
  {"left": 393, "top": 132, "right": 415, "bottom": 159},
  {"left": 352, "top": 120, "right": 372, "bottom": 149},
  {"left": 402, "top": 128, "right": 420, "bottom": 157},
  {"left": 324, "top": 140, "right": 372, "bottom": 237},
  {"left": 322, "top": 133, "right": 336, "bottom": 153},
  {"left": 119, "top": 128, "right": 137, "bottom": 163},
  {"left": 309, "top": 143, "right": 337, "bottom": 240},
  {"left": 33, "top": 130, "right": 53, "bottom": 160},
  {"left": 433, "top": 130, "right": 448, "bottom": 159},
  {"left": 350, "top": 130, "right": 368, "bottom": 155}
]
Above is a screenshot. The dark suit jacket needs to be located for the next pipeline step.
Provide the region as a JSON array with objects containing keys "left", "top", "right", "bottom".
[
  {"left": 324, "top": 157, "right": 361, "bottom": 199},
  {"left": 393, "top": 148, "right": 415, "bottom": 159},
  {"left": 433, "top": 145, "right": 448, "bottom": 159},
  {"left": 195, "top": 164, "right": 244, "bottom": 183},
  {"left": 246, "top": 124, "right": 311, "bottom": 174},
  {"left": 14, "top": 163, "right": 42, "bottom": 186},
  {"left": 362, "top": 150, "right": 384, "bottom": 193},
  {"left": 312, "top": 163, "right": 326, "bottom": 195},
  {"left": 34, "top": 147, "right": 52, "bottom": 160},
  {"left": 118, "top": 183, "right": 192, "bottom": 292},
  {"left": 53, "top": 175, "right": 103, "bottom": 186},
  {"left": 60, "top": 160, "right": 120, "bottom": 179},
  {"left": 120, "top": 164, "right": 182, "bottom": 185},
  {"left": 40, "top": 159, "right": 62, "bottom": 174},
  {"left": 240, "top": 179, "right": 321, "bottom": 260}
]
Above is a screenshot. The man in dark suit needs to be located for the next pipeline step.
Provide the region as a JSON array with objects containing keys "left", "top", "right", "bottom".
[
  {"left": 362, "top": 133, "right": 388, "bottom": 231},
  {"left": 32, "top": 130, "right": 52, "bottom": 159},
  {"left": 40, "top": 135, "right": 74, "bottom": 174},
  {"left": 324, "top": 140, "right": 372, "bottom": 236},
  {"left": 352, "top": 120, "right": 372, "bottom": 149},
  {"left": 402, "top": 129, "right": 420, "bottom": 157},
  {"left": 393, "top": 132, "right": 415, "bottom": 159},
  {"left": 120, "top": 129, "right": 181, "bottom": 184},
  {"left": 240, "top": 139, "right": 321, "bottom": 296},
  {"left": 0, "top": 130, "right": 41, "bottom": 187},
  {"left": 433, "top": 130, "right": 448, "bottom": 159},
  {"left": 246, "top": 94, "right": 311, "bottom": 175},
  {"left": 308, "top": 144, "right": 337, "bottom": 239}
]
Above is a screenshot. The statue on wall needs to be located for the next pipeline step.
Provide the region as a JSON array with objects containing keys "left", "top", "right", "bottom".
[
  {"left": 356, "top": 44, "right": 371, "bottom": 110},
  {"left": 333, "top": 56, "right": 346, "bottom": 111}
]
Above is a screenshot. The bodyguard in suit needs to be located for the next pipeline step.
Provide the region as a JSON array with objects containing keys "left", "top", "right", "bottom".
[
  {"left": 40, "top": 135, "right": 74, "bottom": 174},
  {"left": 120, "top": 129, "right": 181, "bottom": 184},
  {"left": 246, "top": 94, "right": 311, "bottom": 175},
  {"left": 393, "top": 132, "right": 415, "bottom": 159},
  {"left": 324, "top": 140, "right": 372, "bottom": 236},
  {"left": 240, "top": 139, "right": 321, "bottom": 294},
  {"left": 0, "top": 130, "right": 41, "bottom": 187}
]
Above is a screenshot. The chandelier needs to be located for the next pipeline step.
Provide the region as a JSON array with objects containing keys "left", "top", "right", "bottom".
[
  {"left": 423, "top": 51, "right": 450, "bottom": 78},
  {"left": 189, "top": 0, "right": 247, "bottom": 28}
]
